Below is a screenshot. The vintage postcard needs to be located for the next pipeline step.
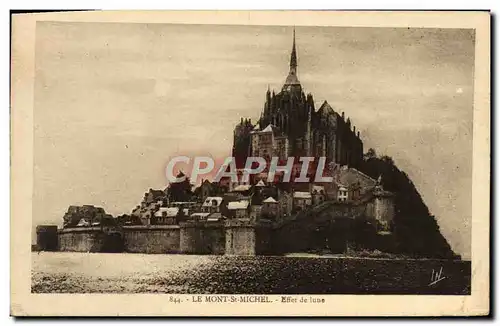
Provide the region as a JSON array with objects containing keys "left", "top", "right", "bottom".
[{"left": 11, "top": 10, "right": 490, "bottom": 316}]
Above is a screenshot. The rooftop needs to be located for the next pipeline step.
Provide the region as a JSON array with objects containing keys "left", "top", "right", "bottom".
[
  {"left": 263, "top": 197, "right": 278, "bottom": 203},
  {"left": 233, "top": 184, "right": 252, "bottom": 192},
  {"left": 255, "top": 180, "right": 266, "bottom": 187},
  {"left": 154, "top": 207, "right": 179, "bottom": 217},
  {"left": 228, "top": 200, "right": 250, "bottom": 210},
  {"left": 202, "top": 196, "right": 223, "bottom": 207},
  {"left": 293, "top": 191, "right": 312, "bottom": 199}
]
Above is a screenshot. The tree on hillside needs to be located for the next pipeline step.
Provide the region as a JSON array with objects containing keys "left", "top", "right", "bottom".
[
  {"left": 380, "top": 155, "right": 394, "bottom": 166},
  {"left": 167, "top": 171, "right": 194, "bottom": 203},
  {"left": 363, "top": 148, "right": 377, "bottom": 161}
]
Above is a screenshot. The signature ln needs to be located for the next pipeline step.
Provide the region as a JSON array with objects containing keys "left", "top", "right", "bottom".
[{"left": 429, "top": 267, "right": 446, "bottom": 286}]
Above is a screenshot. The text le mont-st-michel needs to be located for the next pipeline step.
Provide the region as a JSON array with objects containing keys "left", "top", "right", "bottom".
[{"left": 186, "top": 295, "right": 325, "bottom": 304}]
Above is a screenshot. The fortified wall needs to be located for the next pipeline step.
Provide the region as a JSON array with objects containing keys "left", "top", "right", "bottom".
[
  {"left": 57, "top": 225, "right": 181, "bottom": 254},
  {"left": 37, "top": 188, "right": 394, "bottom": 256},
  {"left": 39, "top": 220, "right": 273, "bottom": 255}
]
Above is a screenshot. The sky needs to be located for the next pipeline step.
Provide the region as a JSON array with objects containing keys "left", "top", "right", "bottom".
[{"left": 33, "top": 22, "right": 475, "bottom": 258}]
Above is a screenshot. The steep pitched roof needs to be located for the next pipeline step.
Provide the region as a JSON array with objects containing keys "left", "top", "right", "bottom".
[
  {"left": 255, "top": 180, "right": 266, "bottom": 187},
  {"left": 260, "top": 124, "right": 281, "bottom": 134},
  {"left": 284, "top": 72, "right": 300, "bottom": 86},
  {"left": 338, "top": 168, "right": 377, "bottom": 187},
  {"left": 318, "top": 100, "right": 335, "bottom": 115}
]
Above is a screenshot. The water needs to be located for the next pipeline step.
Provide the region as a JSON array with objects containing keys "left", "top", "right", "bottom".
[{"left": 32, "top": 252, "right": 471, "bottom": 294}]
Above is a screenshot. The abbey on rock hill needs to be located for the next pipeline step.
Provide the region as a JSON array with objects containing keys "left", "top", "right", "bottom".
[{"left": 232, "top": 29, "right": 364, "bottom": 169}]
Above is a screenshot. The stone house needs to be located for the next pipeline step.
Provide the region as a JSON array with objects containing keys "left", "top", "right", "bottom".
[
  {"left": 195, "top": 179, "right": 215, "bottom": 201},
  {"left": 201, "top": 196, "right": 223, "bottom": 214},
  {"left": 311, "top": 185, "right": 326, "bottom": 205},
  {"left": 261, "top": 196, "right": 279, "bottom": 220},
  {"left": 292, "top": 191, "right": 312, "bottom": 212},
  {"left": 249, "top": 205, "right": 262, "bottom": 222},
  {"left": 153, "top": 207, "right": 179, "bottom": 225},
  {"left": 227, "top": 200, "right": 250, "bottom": 219}
]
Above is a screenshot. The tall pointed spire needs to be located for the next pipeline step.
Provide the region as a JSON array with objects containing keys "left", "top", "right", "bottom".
[
  {"left": 290, "top": 27, "right": 297, "bottom": 73},
  {"left": 282, "top": 27, "right": 301, "bottom": 92}
]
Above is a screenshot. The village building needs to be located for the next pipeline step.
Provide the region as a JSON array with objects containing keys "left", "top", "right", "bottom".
[
  {"left": 292, "top": 191, "right": 313, "bottom": 211},
  {"left": 261, "top": 196, "right": 279, "bottom": 219},
  {"left": 153, "top": 207, "right": 179, "bottom": 225},
  {"left": 311, "top": 185, "right": 326, "bottom": 205},
  {"left": 337, "top": 185, "right": 349, "bottom": 202},
  {"left": 201, "top": 196, "right": 223, "bottom": 214},
  {"left": 227, "top": 200, "right": 250, "bottom": 219},
  {"left": 197, "top": 179, "right": 214, "bottom": 201},
  {"left": 328, "top": 166, "right": 378, "bottom": 203}
]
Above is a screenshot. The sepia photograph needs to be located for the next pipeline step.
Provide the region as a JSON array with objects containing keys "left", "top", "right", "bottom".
[{"left": 11, "top": 10, "right": 490, "bottom": 316}]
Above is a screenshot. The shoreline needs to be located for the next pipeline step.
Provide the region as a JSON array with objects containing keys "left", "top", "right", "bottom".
[{"left": 32, "top": 250, "right": 468, "bottom": 262}]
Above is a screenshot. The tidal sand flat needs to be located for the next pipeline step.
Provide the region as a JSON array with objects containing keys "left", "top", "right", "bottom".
[{"left": 32, "top": 252, "right": 471, "bottom": 294}]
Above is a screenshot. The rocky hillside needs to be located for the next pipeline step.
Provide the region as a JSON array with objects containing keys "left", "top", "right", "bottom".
[
  {"left": 62, "top": 205, "right": 113, "bottom": 228},
  {"left": 359, "top": 149, "right": 459, "bottom": 259}
]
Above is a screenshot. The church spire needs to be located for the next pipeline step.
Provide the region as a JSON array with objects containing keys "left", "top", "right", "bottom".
[
  {"left": 282, "top": 27, "right": 301, "bottom": 92},
  {"left": 290, "top": 27, "right": 297, "bottom": 74}
]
